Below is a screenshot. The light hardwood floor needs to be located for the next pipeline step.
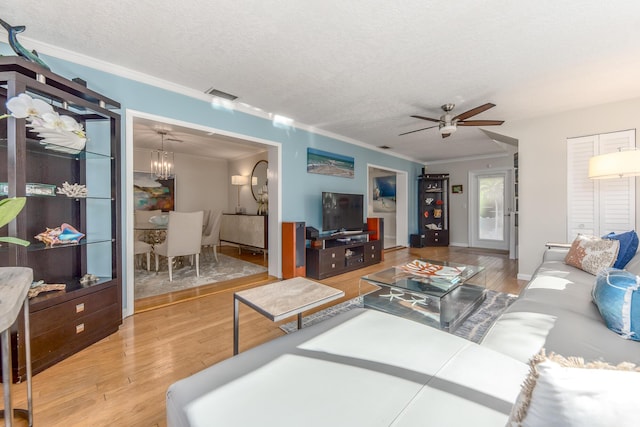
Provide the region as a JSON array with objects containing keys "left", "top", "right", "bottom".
[{"left": 5, "top": 245, "right": 526, "bottom": 426}]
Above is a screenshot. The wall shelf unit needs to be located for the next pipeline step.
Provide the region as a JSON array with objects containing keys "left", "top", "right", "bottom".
[
  {"left": 0, "top": 57, "right": 121, "bottom": 381},
  {"left": 418, "top": 173, "right": 450, "bottom": 246}
]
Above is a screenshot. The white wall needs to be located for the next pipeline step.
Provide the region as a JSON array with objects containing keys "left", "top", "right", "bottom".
[
  {"left": 133, "top": 148, "right": 229, "bottom": 213},
  {"left": 503, "top": 96, "right": 640, "bottom": 278},
  {"left": 426, "top": 152, "right": 515, "bottom": 246}
]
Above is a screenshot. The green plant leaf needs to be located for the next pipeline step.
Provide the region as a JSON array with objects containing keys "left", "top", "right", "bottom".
[
  {"left": 0, "top": 197, "right": 26, "bottom": 228},
  {"left": 0, "top": 236, "right": 30, "bottom": 246}
]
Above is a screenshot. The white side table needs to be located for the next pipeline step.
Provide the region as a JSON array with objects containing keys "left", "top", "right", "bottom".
[{"left": 0, "top": 267, "right": 33, "bottom": 427}]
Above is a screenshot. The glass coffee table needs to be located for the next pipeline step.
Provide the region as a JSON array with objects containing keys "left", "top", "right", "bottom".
[{"left": 360, "top": 259, "right": 486, "bottom": 332}]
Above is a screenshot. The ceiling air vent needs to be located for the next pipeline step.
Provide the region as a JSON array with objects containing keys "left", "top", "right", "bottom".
[
  {"left": 205, "top": 88, "right": 238, "bottom": 101},
  {"left": 378, "top": 145, "right": 392, "bottom": 150}
]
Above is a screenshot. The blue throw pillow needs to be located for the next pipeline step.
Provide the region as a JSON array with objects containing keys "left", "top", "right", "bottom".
[
  {"left": 602, "top": 230, "right": 639, "bottom": 269},
  {"left": 592, "top": 268, "right": 640, "bottom": 341}
]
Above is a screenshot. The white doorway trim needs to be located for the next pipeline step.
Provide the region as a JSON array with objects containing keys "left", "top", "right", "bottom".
[
  {"left": 367, "top": 163, "right": 409, "bottom": 248},
  {"left": 468, "top": 167, "right": 512, "bottom": 251},
  {"left": 124, "top": 109, "right": 282, "bottom": 318}
]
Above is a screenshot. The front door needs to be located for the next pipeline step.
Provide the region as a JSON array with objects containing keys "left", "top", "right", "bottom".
[{"left": 469, "top": 169, "right": 511, "bottom": 250}]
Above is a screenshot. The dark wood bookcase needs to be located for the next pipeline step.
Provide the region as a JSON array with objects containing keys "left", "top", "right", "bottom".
[
  {"left": 418, "top": 173, "right": 450, "bottom": 246},
  {"left": 0, "top": 57, "right": 121, "bottom": 381}
]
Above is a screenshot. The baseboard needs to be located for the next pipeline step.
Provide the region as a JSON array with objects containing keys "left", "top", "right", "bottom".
[
  {"left": 449, "top": 242, "right": 469, "bottom": 247},
  {"left": 517, "top": 273, "right": 532, "bottom": 281}
]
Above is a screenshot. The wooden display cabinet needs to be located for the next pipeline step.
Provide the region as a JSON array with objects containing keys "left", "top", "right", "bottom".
[
  {"left": 418, "top": 174, "right": 450, "bottom": 246},
  {"left": 0, "top": 57, "right": 121, "bottom": 381}
]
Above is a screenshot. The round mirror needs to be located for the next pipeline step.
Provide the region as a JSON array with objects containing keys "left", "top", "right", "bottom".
[{"left": 251, "top": 160, "right": 268, "bottom": 201}]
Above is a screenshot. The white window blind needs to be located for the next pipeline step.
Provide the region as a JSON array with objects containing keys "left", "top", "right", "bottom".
[{"left": 567, "top": 129, "right": 636, "bottom": 241}]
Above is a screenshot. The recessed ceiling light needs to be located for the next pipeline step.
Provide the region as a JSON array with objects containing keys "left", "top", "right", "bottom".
[{"left": 205, "top": 88, "right": 238, "bottom": 101}]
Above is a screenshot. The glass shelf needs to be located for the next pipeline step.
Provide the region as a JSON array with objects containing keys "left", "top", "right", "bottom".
[
  {"left": 0, "top": 138, "right": 113, "bottom": 160},
  {"left": 0, "top": 238, "right": 114, "bottom": 252}
]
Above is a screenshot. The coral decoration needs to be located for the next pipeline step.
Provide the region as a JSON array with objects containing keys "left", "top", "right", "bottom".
[
  {"left": 56, "top": 181, "right": 88, "bottom": 198},
  {"left": 435, "top": 199, "right": 444, "bottom": 205},
  {"left": 35, "top": 223, "right": 85, "bottom": 246}
]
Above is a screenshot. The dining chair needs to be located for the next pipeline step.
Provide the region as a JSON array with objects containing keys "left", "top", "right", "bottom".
[
  {"left": 134, "top": 240, "right": 153, "bottom": 271},
  {"left": 201, "top": 210, "right": 222, "bottom": 261},
  {"left": 201, "top": 209, "right": 211, "bottom": 233},
  {"left": 154, "top": 211, "right": 204, "bottom": 281}
]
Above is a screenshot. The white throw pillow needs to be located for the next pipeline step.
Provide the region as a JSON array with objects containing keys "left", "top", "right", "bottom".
[
  {"left": 564, "top": 234, "right": 619, "bottom": 275},
  {"left": 508, "top": 350, "right": 640, "bottom": 427}
]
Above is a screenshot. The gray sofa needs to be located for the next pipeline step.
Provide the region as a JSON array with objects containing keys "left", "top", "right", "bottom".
[
  {"left": 167, "top": 246, "right": 640, "bottom": 426},
  {"left": 481, "top": 245, "right": 640, "bottom": 365}
]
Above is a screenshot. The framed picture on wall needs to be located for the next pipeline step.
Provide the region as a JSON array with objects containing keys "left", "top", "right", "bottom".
[
  {"left": 452, "top": 184, "right": 463, "bottom": 194},
  {"left": 372, "top": 175, "right": 397, "bottom": 212},
  {"left": 306, "top": 147, "right": 355, "bottom": 178},
  {"left": 133, "top": 171, "right": 175, "bottom": 211}
]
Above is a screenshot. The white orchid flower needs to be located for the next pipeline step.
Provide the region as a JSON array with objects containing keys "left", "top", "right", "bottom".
[
  {"left": 6, "top": 93, "right": 54, "bottom": 119},
  {"left": 3, "top": 92, "right": 88, "bottom": 153},
  {"left": 59, "top": 115, "right": 86, "bottom": 137},
  {"left": 40, "top": 112, "right": 66, "bottom": 131}
]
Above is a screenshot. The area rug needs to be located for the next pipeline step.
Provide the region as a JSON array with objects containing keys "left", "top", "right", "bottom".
[
  {"left": 134, "top": 253, "right": 267, "bottom": 299},
  {"left": 279, "top": 290, "right": 517, "bottom": 343}
]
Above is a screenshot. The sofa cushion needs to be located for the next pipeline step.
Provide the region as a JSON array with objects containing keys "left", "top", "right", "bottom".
[
  {"left": 592, "top": 268, "right": 640, "bottom": 341},
  {"left": 508, "top": 350, "right": 640, "bottom": 427},
  {"left": 603, "top": 230, "right": 639, "bottom": 269},
  {"left": 622, "top": 249, "right": 640, "bottom": 275},
  {"left": 167, "top": 308, "right": 526, "bottom": 427},
  {"left": 564, "top": 234, "right": 619, "bottom": 275},
  {"left": 480, "top": 298, "right": 640, "bottom": 365}
]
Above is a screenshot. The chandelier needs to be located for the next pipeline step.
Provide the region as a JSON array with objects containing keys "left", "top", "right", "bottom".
[{"left": 150, "top": 131, "right": 174, "bottom": 179}]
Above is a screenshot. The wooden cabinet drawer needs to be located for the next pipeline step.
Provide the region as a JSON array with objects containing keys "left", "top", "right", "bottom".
[
  {"left": 364, "top": 240, "right": 382, "bottom": 264},
  {"left": 31, "top": 302, "right": 120, "bottom": 370},
  {"left": 30, "top": 285, "right": 119, "bottom": 337},
  {"left": 318, "top": 247, "right": 345, "bottom": 270},
  {"left": 424, "top": 230, "right": 449, "bottom": 246}
]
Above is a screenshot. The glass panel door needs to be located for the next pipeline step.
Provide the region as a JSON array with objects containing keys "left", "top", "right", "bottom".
[{"left": 470, "top": 170, "right": 511, "bottom": 250}]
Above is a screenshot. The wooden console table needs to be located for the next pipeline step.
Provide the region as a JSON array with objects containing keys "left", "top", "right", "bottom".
[{"left": 0, "top": 267, "right": 33, "bottom": 427}]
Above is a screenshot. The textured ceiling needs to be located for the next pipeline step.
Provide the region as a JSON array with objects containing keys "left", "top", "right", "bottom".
[{"left": 2, "top": 1, "right": 640, "bottom": 162}]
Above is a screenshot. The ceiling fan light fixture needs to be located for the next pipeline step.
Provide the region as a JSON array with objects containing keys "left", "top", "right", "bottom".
[{"left": 439, "top": 123, "right": 456, "bottom": 135}]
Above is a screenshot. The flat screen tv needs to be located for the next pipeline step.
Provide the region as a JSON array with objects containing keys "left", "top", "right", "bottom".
[{"left": 322, "top": 192, "right": 364, "bottom": 232}]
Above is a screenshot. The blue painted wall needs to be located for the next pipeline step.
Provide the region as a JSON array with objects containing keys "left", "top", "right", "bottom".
[{"left": 2, "top": 44, "right": 422, "bottom": 298}]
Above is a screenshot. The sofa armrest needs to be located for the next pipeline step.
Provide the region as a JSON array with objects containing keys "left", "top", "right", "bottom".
[
  {"left": 545, "top": 242, "right": 572, "bottom": 249},
  {"left": 542, "top": 243, "right": 571, "bottom": 263}
]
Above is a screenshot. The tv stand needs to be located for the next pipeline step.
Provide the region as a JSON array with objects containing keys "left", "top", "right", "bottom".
[{"left": 306, "top": 230, "right": 382, "bottom": 279}]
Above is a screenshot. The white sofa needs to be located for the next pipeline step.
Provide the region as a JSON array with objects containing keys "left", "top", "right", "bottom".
[
  {"left": 167, "top": 245, "right": 640, "bottom": 426},
  {"left": 167, "top": 309, "right": 528, "bottom": 427}
]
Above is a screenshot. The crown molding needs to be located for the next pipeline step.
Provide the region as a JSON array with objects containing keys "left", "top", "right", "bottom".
[{"left": 11, "top": 36, "right": 422, "bottom": 165}]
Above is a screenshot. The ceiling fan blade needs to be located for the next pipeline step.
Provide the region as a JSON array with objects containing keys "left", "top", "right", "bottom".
[
  {"left": 411, "top": 115, "right": 441, "bottom": 123},
  {"left": 453, "top": 103, "right": 496, "bottom": 121},
  {"left": 399, "top": 125, "right": 439, "bottom": 136},
  {"left": 457, "top": 120, "right": 505, "bottom": 126},
  {"left": 441, "top": 133, "right": 451, "bottom": 139}
]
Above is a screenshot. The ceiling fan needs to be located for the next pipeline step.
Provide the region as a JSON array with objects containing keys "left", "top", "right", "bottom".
[{"left": 400, "top": 103, "right": 504, "bottom": 138}]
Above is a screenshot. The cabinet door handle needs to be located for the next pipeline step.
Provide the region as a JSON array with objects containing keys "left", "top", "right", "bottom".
[
  {"left": 331, "top": 263, "right": 335, "bottom": 268},
  {"left": 331, "top": 253, "right": 335, "bottom": 258},
  {"left": 76, "top": 303, "right": 85, "bottom": 313},
  {"left": 76, "top": 323, "right": 85, "bottom": 334}
]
